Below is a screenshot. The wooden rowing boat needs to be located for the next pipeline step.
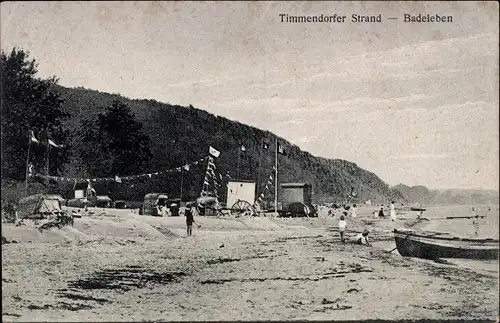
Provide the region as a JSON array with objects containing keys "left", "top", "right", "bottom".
[
  {"left": 410, "top": 207, "right": 426, "bottom": 212},
  {"left": 394, "top": 229, "right": 499, "bottom": 260}
]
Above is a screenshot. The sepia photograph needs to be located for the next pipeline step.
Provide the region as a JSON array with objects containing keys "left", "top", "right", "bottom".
[{"left": 1, "top": 1, "right": 499, "bottom": 322}]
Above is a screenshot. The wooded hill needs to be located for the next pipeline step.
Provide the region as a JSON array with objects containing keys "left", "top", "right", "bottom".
[
  {"left": 49, "top": 85, "right": 406, "bottom": 204},
  {"left": 393, "top": 184, "right": 499, "bottom": 206}
]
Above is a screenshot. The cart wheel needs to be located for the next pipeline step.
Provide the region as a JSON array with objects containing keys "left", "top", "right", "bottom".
[{"left": 230, "top": 200, "right": 255, "bottom": 216}]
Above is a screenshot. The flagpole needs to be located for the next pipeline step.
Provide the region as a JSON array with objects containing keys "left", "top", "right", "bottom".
[
  {"left": 25, "top": 131, "right": 31, "bottom": 197},
  {"left": 180, "top": 160, "right": 184, "bottom": 202},
  {"left": 274, "top": 137, "right": 278, "bottom": 214},
  {"left": 237, "top": 145, "right": 241, "bottom": 181},
  {"left": 46, "top": 131, "right": 50, "bottom": 190},
  {"left": 257, "top": 138, "right": 262, "bottom": 198}
]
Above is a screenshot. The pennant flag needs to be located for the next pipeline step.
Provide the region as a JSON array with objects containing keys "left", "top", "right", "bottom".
[
  {"left": 218, "top": 173, "right": 223, "bottom": 180},
  {"left": 240, "top": 145, "right": 246, "bottom": 152},
  {"left": 183, "top": 164, "right": 190, "bottom": 171},
  {"left": 209, "top": 146, "right": 221, "bottom": 158},
  {"left": 87, "top": 180, "right": 96, "bottom": 194},
  {"left": 28, "top": 163, "right": 34, "bottom": 177},
  {"left": 115, "top": 175, "right": 122, "bottom": 183},
  {"left": 278, "top": 144, "right": 286, "bottom": 155},
  {"left": 265, "top": 184, "right": 269, "bottom": 190},
  {"left": 29, "top": 130, "right": 40, "bottom": 143},
  {"left": 203, "top": 180, "right": 209, "bottom": 186},
  {"left": 262, "top": 141, "right": 269, "bottom": 149},
  {"left": 269, "top": 175, "right": 273, "bottom": 180},
  {"left": 48, "top": 138, "right": 63, "bottom": 148},
  {"left": 148, "top": 174, "right": 152, "bottom": 178}
]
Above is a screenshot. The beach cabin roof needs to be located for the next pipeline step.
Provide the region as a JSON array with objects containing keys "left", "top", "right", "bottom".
[
  {"left": 144, "top": 193, "right": 169, "bottom": 200},
  {"left": 281, "top": 183, "right": 310, "bottom": 188},
  {"left": 74, "top": 182, "right": 88, "bottom": 190},
  {"left": 96, "top": 195, "right": 112, "bottom": 202},
  {"left": 227, "top": 179, "right": 255, "bottom": 184},
  {"left": 45, "top": 194, "right": 66, "bottom": 202}
]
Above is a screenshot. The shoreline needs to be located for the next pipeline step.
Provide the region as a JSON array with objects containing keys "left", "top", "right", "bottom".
[{"left": 2, "top": 207, "right": 498, "bottom": 321}]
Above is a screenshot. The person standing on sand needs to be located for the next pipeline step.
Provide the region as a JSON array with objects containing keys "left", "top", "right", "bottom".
[
  {"left": 378, "top": 206, "right": 385, "bottom": 218},
  {"left": 351, "top": 204, "right": 357, "bottom": 218},
  {"left": 390, "top": 201, "right": 397, "bottom": 221},
  {"left": 185, "top": 203, "right": 199, "bottom": 236},
  {"left": 338, "top": 215, "right": 347, "bottom": 243},
  {"left": 472, "top": 215, "right": 480, "bottom": 236}
]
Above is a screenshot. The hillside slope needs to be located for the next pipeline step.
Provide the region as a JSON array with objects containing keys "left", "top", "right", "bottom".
[
  {"left": 394, "top": 184, "right": 499, "bottom": 206},
  {"left": 54, "top": 85, "right": 405, "bottom": 204}
]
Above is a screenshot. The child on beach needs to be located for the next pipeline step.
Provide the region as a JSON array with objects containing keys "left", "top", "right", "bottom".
[
  {"left": 185, "top": 203, "right": 196, "bottom": 236},
  {"left": 354, "top": 229, "right": 371, "bottom": 246},
  {"left": 351, "top": 204, "right": 357, "bottom": 218},
  {"left": 378, "top": 207, "right": 385, "bottom": 218},
  {"left": 338, "top": 215, "right": 347, "bottom": 243},
  {"left": 472, "top": 215, "right": 480, "bottom": 236}
]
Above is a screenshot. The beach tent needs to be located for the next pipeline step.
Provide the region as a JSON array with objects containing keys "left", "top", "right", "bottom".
[
  {"left": 142, "top": 193, "right": 169, "bottom": 216},
  {"left": 17, "top": 194, "right": 63, "bottom": 219},
  {"left": 95, "top": 195, "right": 113, "bottom": 208},
  {"left": 196, "top": 196, "right": 219, "bottom": 216},
  {"left": 114, "top": 200, "right": 128, "bottom": 209},
  {"left": 67, "top": 198, "right": 91, "bottom": 208},
  {"left": 45, "top": 194, "right": 66, "bottom": 204}
]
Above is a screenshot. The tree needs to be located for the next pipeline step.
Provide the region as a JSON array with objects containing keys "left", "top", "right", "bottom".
[
  {"left": 76, "top": 100, "right": 152, "bottom": 178},
  {"left": 1, "top": 48, "right": 70, "bottom": 181}
]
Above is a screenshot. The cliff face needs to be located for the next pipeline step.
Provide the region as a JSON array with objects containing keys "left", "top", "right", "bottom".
[{"left": 54, "top": 85, "right": 407, "bottom": 203}]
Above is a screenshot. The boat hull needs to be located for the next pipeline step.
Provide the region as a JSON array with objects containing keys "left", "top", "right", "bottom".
[{"left": 394, "top": 229, "right": 499, "bottom": 260}]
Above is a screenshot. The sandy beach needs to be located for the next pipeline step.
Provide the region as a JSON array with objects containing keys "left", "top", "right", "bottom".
[{"left": 2, "top": 206, "right": 499, "bottom": 321}]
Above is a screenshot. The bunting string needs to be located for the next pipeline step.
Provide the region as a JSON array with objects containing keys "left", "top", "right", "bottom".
[
  {"left": 33, "top": 156, "right": 208, "bottom": 183},
  {"left": 254, "top": 169, "right": 275, "bottom": 205}
]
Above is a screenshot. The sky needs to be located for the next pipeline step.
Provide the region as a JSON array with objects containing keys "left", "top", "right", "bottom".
[{"left": 1, "top": 1, "right": 499, "bottom": 190}]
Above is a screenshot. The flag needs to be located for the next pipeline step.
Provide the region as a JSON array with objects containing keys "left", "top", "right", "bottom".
[
  {"left": 48, "top": 138, "right": 63, "bottom": 148},
  {"left": 278, "top": 144, "right": 286, "bottom": 155},
  {"left": 183, "top": 164, "right": 190, "bottom": 171},
  {"left": 29, "top": 130, "right": 39, "bottom": 143},
  {"left": 87, "top": 180, "right": 96, "bottom": 194},
  {"left": 240, "top": 145, "right": 246, "bottom": 152},
  {"left": 28, "top": 163, "right": 34, "bottom": 177},
  {"left": 209, "top": 146, "right": 220, "bottom": 158},
  {"left": 115, "top": 175, "right": 122, "bottom": 183},
  {"left": 262, "top": 141, "right": 269, "bottom": 149}
]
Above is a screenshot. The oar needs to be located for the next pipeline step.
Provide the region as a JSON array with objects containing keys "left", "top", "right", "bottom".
[{"left": 444, "top": 216, "right": 486, "bottom": 220}]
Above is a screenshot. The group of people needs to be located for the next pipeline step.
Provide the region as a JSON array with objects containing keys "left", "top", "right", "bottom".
[
  {"left": 372, "top": 201, "right": 398, "bottom": 221},
  {"left": 337, "top": 212, "right": 371, "bottom": 246},
  {"left": 335, "top": 201, "right": 399, "bottom": 246}
]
